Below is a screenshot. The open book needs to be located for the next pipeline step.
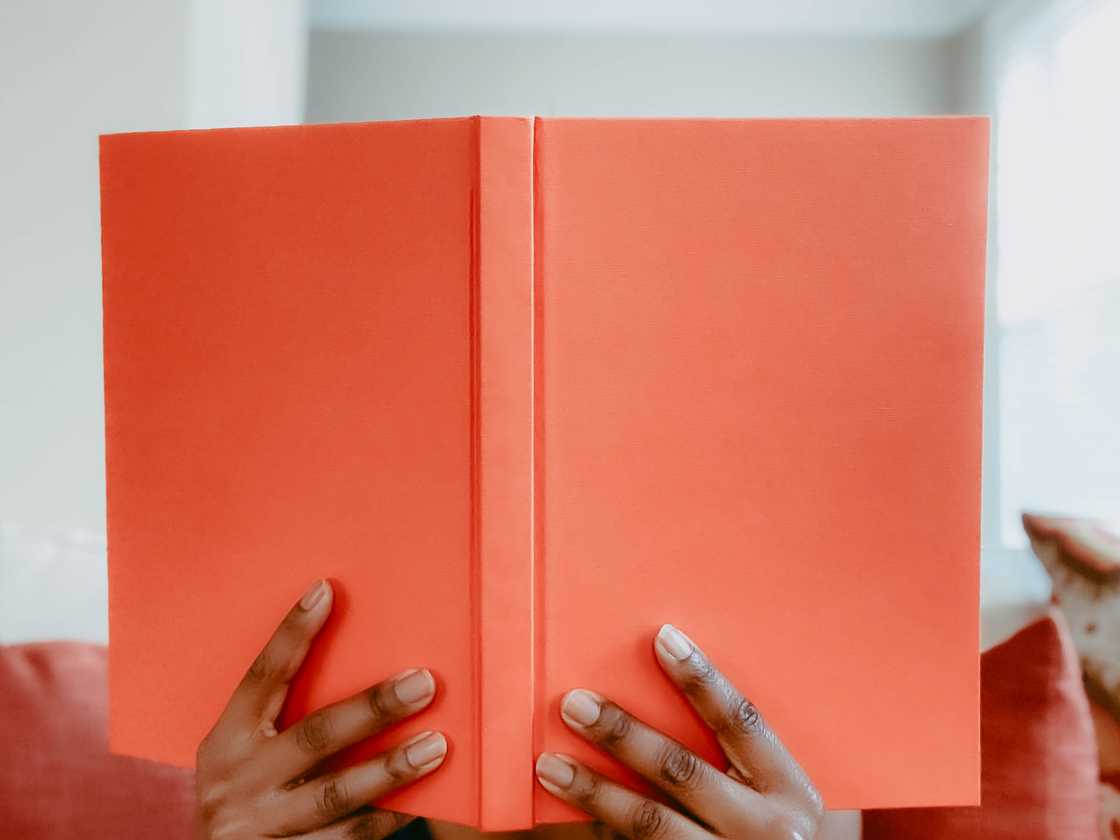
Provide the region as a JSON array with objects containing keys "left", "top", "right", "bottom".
[{"left": 100, "top": 116, "right": 988, "bottom": 830}]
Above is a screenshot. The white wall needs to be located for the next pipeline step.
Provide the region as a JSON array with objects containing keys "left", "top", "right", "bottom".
[
  {"left": 0, "top": 0, "right": 305, "bottom": 643},
  {"left": 307, "top": 28, "right": 960, "bottom": 122},
  {"left": 0, "top": 0, "right": 306, "bottom": 536},
  {"left": 187, "top": 0, "right": 308, "bottom": 128},
  {"left": 0, "top": 1, "right": 189, "bottom": 537}
]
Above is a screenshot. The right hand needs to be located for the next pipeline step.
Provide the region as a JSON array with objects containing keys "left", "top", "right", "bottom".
[{"left": 194, "top": 579, "right": 445, "bottom": 839}]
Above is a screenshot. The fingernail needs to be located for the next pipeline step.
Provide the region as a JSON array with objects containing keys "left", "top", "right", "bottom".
[
  {"left": 299, "top": 579, "right": 327, "bottom": 611},
  {"left": 404, "top": 731, "right": 446, "bottom": 768},
  {"left": 536, "top": 753, "right": 576, "bottom": 789},
  {"left": 562, "top": 689, "right": 601, "bottom": 727},
  {"left": 656, "top": 624, "right": 693, "bottom": 661},
  {"left": 393, "top": 668, "right": 435, "bottom": 704}
]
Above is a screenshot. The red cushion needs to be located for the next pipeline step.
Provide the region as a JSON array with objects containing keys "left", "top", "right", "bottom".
[
  {"left": 863, "top": 611, "right": 1099, "bottom": 838},
  {"left": 0, "top": 642, "right": 195, "bottom": 838}
]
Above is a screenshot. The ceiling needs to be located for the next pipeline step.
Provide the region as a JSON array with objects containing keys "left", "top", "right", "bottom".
[{"left": 310, "top": 0, "right": 1004, "bottom": 37}]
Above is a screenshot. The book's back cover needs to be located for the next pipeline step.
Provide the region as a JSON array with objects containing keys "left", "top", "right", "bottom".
[
  {"left": 100, "top": 119, "right": 479, "bottom": 824},
  {"left": 534, "top": 117, "right": 987, "bottom": 820}
]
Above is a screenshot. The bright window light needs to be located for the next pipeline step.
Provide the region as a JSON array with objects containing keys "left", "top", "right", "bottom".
[{"left": 996, "top": 0, "right": 1120, "bottom": 543}]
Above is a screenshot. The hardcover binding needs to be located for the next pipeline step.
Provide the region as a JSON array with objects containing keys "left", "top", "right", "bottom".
[
  {"left": 98, "top": 116, "right": 989, "bottom": 831},
  {"left": 474, "top": 116, "right": 535, "bottom": 829}
]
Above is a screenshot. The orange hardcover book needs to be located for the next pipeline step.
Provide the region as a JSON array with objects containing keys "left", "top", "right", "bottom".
[{"left": 100, "top": 116, "right": 988, "bottom": 830}]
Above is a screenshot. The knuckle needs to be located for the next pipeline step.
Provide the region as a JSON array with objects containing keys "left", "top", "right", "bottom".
[
  {"left": 366, "top": 681, "right": 402, "bottom": 727},
  {"left": 195, "top": 784, "right": 225, "bottom": 822},
  {"left": 571, "top": 769, "right": 602, "bottom": 810},
  {"left": 729, "top": 696, "right": 762, "bottom": 735},
  {"left": 195, "top": 728, "right": 241, "bottom": 777},
  {"left": 315, "top": 775, "right": 352, "bottom": 819},
  {"left": 595, "top": 703, "right": 633, "bottom": 748},
  {"left": 629, "top": 799, "right": 669, "bottom": 840},
  {"left": 384, "top": 747, "right": 418, "bottom": 783},
  {"left": 194, "top": 774, "right": 238, "bottom": 828},
  {"left": 296, "top": 710, "right": 334, "bottom": 755},
  {"left": 657, "top": 743, "right": 703, "bottom": 790}
]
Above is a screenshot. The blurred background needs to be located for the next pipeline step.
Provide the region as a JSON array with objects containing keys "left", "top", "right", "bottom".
[{"left": 1, "top": 0, "right": 1117, "bottom": 642}]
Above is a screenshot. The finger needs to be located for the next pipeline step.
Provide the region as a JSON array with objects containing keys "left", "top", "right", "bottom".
[
  {"left": 536, "top": 753, "right": 710, "bottom": 840},
  {"left": 270, "top": 731, "right": 447, "bottom": 835},
  {"left": 258, "top": 666, "right": 436, "bottom": 781},
  {"left": 559, "top": 688, "right": 761, "bottom": 831},
  {"left": 299, "top": 808, "right": 414, "bottom": 840},
  {"left": 653, "top": 624, "right": 813, "bottom": 798},
  {"left": 219, "top": 579, "right": 334, "bottom": 734}
]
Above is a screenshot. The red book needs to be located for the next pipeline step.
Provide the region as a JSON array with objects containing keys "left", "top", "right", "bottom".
[{"left": 100, "top": 116, "right": 988, "bottom": 830}]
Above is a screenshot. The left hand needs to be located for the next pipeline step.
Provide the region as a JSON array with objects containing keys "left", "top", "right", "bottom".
[{"left": 535, "top": 624, "right": 822, "bottom": 839}]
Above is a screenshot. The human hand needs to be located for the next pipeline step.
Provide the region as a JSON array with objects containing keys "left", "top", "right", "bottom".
[
  {"left": 535, "top": 625, "right": 822, "bottom": 839},
  {"left": 194, "top": 579, "right": 445, "bottom": 839}
]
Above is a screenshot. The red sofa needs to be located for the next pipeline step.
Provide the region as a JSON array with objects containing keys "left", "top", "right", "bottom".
[{"left": 0, "top": 611, "right": 1100, "bottom": 838}]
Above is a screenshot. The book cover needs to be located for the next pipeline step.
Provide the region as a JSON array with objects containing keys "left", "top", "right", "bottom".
[{"left": 100, "top": 115, "right": 988, "bottom": 830}]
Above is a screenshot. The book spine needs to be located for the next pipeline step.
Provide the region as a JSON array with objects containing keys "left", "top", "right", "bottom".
[{"left": 474, "top": 116, "right": 536, "bottom": 830}]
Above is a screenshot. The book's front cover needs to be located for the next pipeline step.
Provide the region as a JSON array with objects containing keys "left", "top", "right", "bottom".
[{"left": 534, "top": 117, "right": 987, "bottom": 821}]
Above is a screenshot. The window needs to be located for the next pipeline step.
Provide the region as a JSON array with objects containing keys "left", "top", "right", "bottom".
[{"left": 994, "top": 0, "right": 1120, "bottom": 544}]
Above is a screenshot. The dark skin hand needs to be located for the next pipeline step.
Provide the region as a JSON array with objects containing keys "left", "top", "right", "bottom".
[
  {"left": 533, "top": 623, "right": 822, "bottom": 839},
  {"left": 194, "top": 579, "right": 445, "bottom": 839},
  {"left": 194, "top": 581, "right": 822, "bottom": 839}
]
